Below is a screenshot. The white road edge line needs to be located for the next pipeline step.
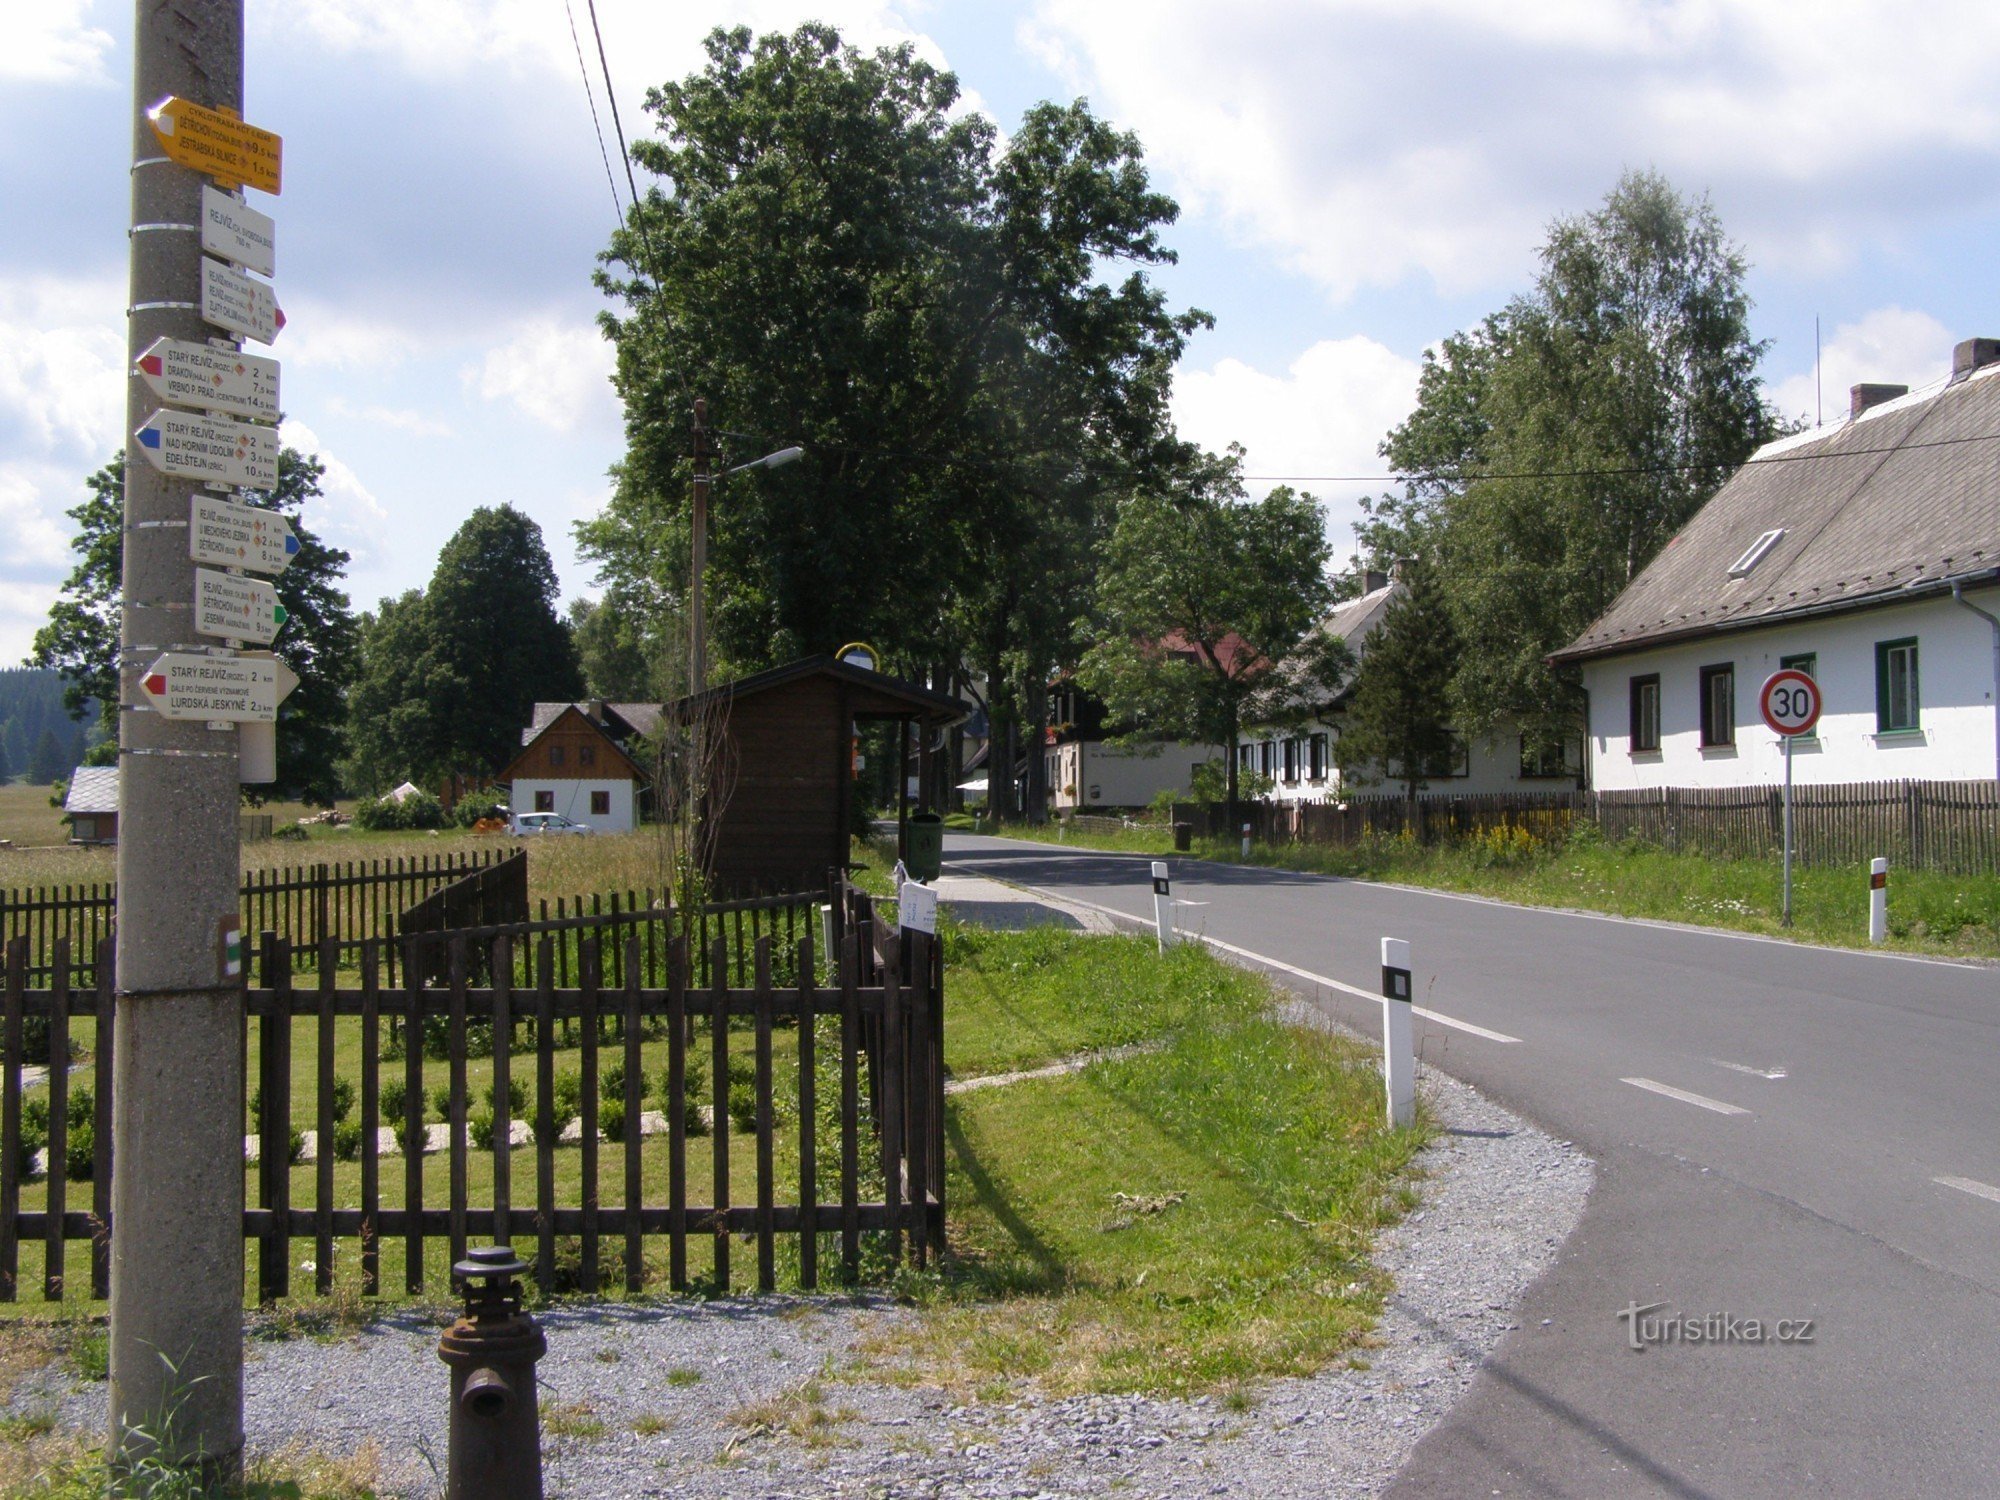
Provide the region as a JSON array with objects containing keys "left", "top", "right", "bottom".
[
  {"left": 954, "top": 865, "right": 1523, "bottom": 1044},
  {"left": 1934, "top": 1175, "right": 2000, "bottom": 1205},
  {"left": 1621, "top": 1077, "right": 1750, "bottom": 1115}
]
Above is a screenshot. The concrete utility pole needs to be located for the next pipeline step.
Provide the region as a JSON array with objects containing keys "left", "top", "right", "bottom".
[
  {"left": 690, "top": 398, "right": 712, "bottom": 696},
  {"left": 112, "top": 0, "right": 248, "bottom": 1476}
]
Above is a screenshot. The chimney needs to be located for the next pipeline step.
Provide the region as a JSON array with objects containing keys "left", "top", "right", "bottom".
[
  {"left": 1363, "top": 567, "right": 1389, "bottom": 594},
  {"left": 1849, "top": 382, "right": 1908, "bottom": 419},
  {"left": 586, "top": 697, "right": 606, "bottom": 724},
  {"left": 1950, "top": 337, "right": 2000, "bottom": 384}
]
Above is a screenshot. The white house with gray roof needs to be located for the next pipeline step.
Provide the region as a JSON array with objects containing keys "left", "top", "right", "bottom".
[
  {"left": 1553, "top": 336, "right": 2000, "bottom": 791},
  {"left": 1242, "top": 572, "right": 1580, "bottom": 801}
]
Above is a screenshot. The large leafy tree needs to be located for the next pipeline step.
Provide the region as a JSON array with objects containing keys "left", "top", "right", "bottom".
[
  {"left": 584, "top": 24, "right": 1202, "bottom": 808},
  {"left": 1367, "top": 172, "right": 1780, "bottom": 744},
  {"left": 27, "top": 448, "right": 361, "bottom": 804},
  {"left": 1077, "top": 451, "right": 1337, "bottom": 819},
  {"left": 345, "top": 505, "right": 582, "bottom": 791}
]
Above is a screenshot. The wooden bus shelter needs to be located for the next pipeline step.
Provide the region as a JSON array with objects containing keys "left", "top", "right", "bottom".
[{"left": 670, "top": 656, "right": 966, "bottom": 893}]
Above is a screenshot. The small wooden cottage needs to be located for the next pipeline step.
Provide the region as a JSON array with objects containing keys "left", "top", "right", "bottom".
[
  {"left": 496, "top": 702, "right": 650, "bottom": 833},
  {"left": 672, "top": 657, "right": 966, "bottom": 892},
  {"left": 63, "top": 766, "right": 119, "bottom": 846}
]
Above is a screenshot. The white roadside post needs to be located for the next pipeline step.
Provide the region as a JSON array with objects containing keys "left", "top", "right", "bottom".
[
  {"left": 1240, "top": 822, "right": 1251, "bottom": 860},
  {"left": 1151, "top": 861, "right": 1174, "bottom": 952},
  {"left": 1380, "top": 937, "right": 1415, "bottom": 1128},
  {"left": 1869, "top": 858, "right": 1889, "bottom": 944}
]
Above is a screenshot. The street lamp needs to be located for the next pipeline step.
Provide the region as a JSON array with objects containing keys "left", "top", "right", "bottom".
[{"left": 689, "top": 400, "right": 802, "bottom": 694}]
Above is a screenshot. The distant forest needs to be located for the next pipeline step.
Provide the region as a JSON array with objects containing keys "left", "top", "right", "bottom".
[{"left": 0, "top": 668, "right": 96, "bottom": 784}]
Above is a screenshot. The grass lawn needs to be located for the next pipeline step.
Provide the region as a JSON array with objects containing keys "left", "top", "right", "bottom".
[
  {"left": 864, "top": 923, "right": 1427, "bottom": 1398},
  {"left": 988, "top": 819, "right": 2000, "bottom": 960},
  {"left": 0, "top": 784, "right": 68, "bottom": 851}
]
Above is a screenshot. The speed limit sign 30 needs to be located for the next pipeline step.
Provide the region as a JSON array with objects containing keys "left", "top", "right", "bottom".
[{"left": 1760, "top": 669, "right": 1821, "bottom": 737}]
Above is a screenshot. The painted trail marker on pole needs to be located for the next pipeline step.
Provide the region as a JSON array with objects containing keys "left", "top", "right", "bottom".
[
  {"left": 138, "top": 652, "right": 280, "bottom": 722},
  {"left": 1380, "top": 936, "right": 1415, "bottom": 1128},
  {"left": 193, "top": 567, "right": 285, "bottom": 643},
  {"left": 136, "top": 337, "right": 279, "bottom": 422},
  {"left": 200, "top": 184, "right": 275, "bottom": 275},
  {"left": 134, "top": 408, "right": 278, "bottom": 488},
  {"left": 190, "top": 493, "right": 296, "bottom": 573},
  {"left": 200, "top": 255, "right": 282, "bottom": 344},
  {"left": 1760, "top": 669, "right": 1822, "bottom": 928},
  {"left": 147, "top": 96, "right": 282, "bottom": 194}
]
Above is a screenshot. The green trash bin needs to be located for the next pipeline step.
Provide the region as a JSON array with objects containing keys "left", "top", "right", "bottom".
[{"left": 904, "top": 811, "right": 945, "bottom": 882}]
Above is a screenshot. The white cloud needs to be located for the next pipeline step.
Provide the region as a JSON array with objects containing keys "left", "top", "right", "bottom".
[
  {"left": 1172, "top": 335, "right": 1420, "bottom": 566},
  {"left": 278, "top": 303, "right": 427, "bottom": 374},
  {"left": 1027, "top": 0, "right": 2000, "bottom": 301},
  {"left": 278, "top": 419, "right": 393, "bottom": 569},
  {"left": 1768, "top": 306, "right": 1956, "bottom": 428},
  {"left": 1174, "top": 335, "right": 1417, "bottom": 487},
  {"left": 469, "top": 317, "right": 618, "bottom": 435},
  {"left": 0, "top": 275, "right": 126, "bottom": 458},
  {"left": 261, "top": 2, "right": 975, "bottom": 134},
  {"left": 322, "top": 397, "right": 455, "bottom": 438},
  {"left": 3, "top": 0, "right": 114, "bottom": 85}
]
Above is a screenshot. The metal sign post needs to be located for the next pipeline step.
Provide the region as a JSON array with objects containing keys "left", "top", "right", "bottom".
[{"left": 1759, "top": 670, "right": 1823, "bottom": 928}]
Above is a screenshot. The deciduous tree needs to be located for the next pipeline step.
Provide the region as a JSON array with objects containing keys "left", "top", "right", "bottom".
[
  {"left": 1368, "top": 172, "right": 1780, "bottom": 744},
  {"left": 1077, "top": 451, "right": 1336, "bottom": 820},
  {"left": 27, "top": 448, "right": 360, "bottom": 804}
]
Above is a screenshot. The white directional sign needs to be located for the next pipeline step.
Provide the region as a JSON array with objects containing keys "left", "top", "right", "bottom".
[
  {"left": 200, "top": 255, "right": 282, "bottom": 344},
  {"left": 190, "top": 493, "right": 297, "bottom": 574},
  {"left": 138, "top": 652, "right": 279, "bottom": 722},
  {"left": 135, "top": 408, "right": 278, "bottom": 488},
  {"left": 136, "top": 337, "right": 279, "bottom": 422},
  {"left": 194, "top": 567, "right": 286, "bottom": 643},
  {"left": 200, "top": 185, "right": 275, "bottom": 276}
]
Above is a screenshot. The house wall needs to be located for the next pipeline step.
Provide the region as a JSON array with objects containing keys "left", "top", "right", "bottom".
[
  {"left": 1579, "top": 589, "right": 2000, "bottom": 790},
  {"left": 506, "top": 709, "right": 643, "bottom": 782},
  {"left": 1044, "top": 740, "right": 1219, "bottom": 810},
  {"left": 1240, "top": 716, "right": 1579, "bottom": 801},
  {"left": 509, "top": 779, "right": 637, "bottom": 833}
]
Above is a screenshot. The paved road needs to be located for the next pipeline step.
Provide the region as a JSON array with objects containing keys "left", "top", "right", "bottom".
[{"left": 940, "top": 832, "right": 2000, "bottom": 1498}]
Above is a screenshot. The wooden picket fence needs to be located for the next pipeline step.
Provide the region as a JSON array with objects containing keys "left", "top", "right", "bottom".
[
  {"left": 1179, "top": 778, "right": 1999, "bottom": 874},
  {"left": 0, "top": 850, "right": 509, "bottom": 989},
  {"left": 0, "top": 878, "right": 944, "bottom": 1304}
]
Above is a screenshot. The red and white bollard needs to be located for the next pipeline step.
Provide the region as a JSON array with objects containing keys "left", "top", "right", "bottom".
[
  {"left": 1240, "top": 822, "right": 1252, "bottom": 860},
  {"left": 1868, "top": 857, "right": 1888, "bottom": 944}
]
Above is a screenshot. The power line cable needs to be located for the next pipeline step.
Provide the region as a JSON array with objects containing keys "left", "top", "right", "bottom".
[
  {"left": 1237, "top": 426, "right": 2000, "bottom": 488},
  {"left": 563, "top": 0, "right": 623, "bottom": 226}
]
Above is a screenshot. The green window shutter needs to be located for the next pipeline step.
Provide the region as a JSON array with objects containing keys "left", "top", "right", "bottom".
[{"left": 1875, "top": 640, "right": 1890, "bottom": 730}]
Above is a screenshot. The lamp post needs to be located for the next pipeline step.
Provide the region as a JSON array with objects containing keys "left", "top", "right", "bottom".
[{"left": 687, "top": 398, "right": 801, "bottom": 695}]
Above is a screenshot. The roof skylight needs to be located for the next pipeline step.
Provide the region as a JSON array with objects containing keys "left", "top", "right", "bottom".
[{"left": 1727, "top": 527, "right": 1785, "bottom": 579}]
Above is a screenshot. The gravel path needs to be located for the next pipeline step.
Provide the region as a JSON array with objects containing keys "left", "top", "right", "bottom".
[{"left": 17, "top": 1063, "right": 1589, "bottom": 1498}]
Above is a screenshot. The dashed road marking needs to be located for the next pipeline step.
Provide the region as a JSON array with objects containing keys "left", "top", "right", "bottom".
[
  {"left": 1621, "top": 1077, "right": 1750, "bottom": 1115},
  {"left": 1711, "top": 1059, "right": 1789, "bottom": 1080},
  {"left": 1934, "top": 1175, "right": 2000, "bottom": 1205}
]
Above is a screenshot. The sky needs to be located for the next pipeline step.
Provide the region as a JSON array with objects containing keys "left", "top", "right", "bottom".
[{"left": 7, "top": 0, "right": 2000, "bottom": 666}]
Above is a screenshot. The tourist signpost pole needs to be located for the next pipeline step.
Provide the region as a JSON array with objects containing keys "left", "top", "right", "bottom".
[
  {"left": 1760, "top": 670, "right": 1822, "bottom": 928},
  {"left": 113, "top": 0, "right": 281, "bottom": 1477}
]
